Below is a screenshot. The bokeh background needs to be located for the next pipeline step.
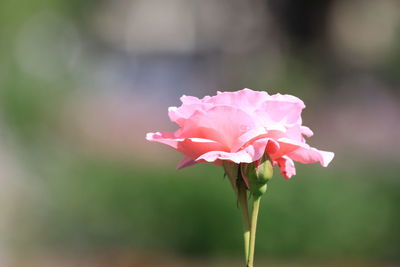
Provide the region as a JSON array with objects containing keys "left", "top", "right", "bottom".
[{"left": 1, "top": 0, "right": 400, "bottom": 266}]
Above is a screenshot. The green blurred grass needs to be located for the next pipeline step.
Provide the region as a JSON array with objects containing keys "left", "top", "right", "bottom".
[{"left": 11, "top": 150, "right": 399, "bottom": 262}]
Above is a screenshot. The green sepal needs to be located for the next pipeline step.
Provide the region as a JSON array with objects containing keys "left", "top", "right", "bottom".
[{"left": 241, "top": 154, "right": 273, "bottom": 197}]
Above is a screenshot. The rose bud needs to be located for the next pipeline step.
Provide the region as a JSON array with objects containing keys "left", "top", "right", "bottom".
[{"left": 241, "top": 153, "right": 273, "bottom": 196}]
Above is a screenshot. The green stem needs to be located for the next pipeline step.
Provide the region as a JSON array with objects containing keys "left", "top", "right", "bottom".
[
  {"left": 237, "top": 181, "right": 250, "bottom": 264},
  {"left": 247, "top": 195, "right": 261, "bottom": 267}
]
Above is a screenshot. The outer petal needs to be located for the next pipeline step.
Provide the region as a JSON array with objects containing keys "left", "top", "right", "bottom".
[
  {"left": 146, "top": 131, "right": 177, "bottom": 147},
  {"left": 196, "top": 138, "right": 272, "bottom": 164},
  {"left": 168, "top": 104, "right": 210, "bottom": 127},
  {"left": 301, "top": 125, "right": 314, "bottom": 137},
  {"left": 261, "top": 124, "right": 312, "bottom": 143},
  {"left": 146, "top": 132, "right": 229, "bottom": 160},
  {"left": 168, "top": 95, "right": 215, "bottom": 126},
  {"left": 269, "top": 137, "right": 308, "bottom": 160},
  {"left": 180, "top": 95, "right": 201, "bottom": 105},
  {"left": 275, "top": 156, "right": 296, "bottom": 179},
  {"left": 287, "top": 147, "right": 334, "bottom": 167}
]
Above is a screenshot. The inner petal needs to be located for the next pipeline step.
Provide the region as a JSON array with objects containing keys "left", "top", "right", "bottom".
[{"left": 189, "top": 105, "right": 259, "bottom": 150}]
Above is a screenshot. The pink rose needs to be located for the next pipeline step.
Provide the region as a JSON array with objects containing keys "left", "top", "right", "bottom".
[{"left": 146, "top": 88, "right": 334, "bottom": 178}]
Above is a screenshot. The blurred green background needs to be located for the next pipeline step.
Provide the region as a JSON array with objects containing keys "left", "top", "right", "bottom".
[{"left": 0, "top": 0, "right": 400, "bottom": 266}]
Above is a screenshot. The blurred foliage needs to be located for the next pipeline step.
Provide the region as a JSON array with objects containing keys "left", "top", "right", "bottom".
[
  {"left": 1, "top": 0, "right": 400, "bottom": 265},
  {"left": 10, "top": 149, "right": 400, "bottom": 262}
]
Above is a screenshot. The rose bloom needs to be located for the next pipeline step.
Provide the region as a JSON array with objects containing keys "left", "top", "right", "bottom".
[{"left": 146, "top": 89, "right": 334, "bottom": 178}]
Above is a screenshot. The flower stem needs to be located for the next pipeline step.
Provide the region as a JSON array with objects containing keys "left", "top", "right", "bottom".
[
  {"left": 247, "top": 195, "right": 261, "bottom": 267},
  {"left": 237, "top": 179, "right": 250, "bottom": 264}
]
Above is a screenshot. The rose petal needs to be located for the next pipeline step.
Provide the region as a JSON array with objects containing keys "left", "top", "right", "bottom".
[
  {"left": 301, "top": 125, "right": 314, "bottom": 137},
  {"left": 255, "top": 93, "right": 305, "bottom": 126},
  {"left": 146, "top": 132, "right": 228, "bottom": 160},
  {"left": 210, "top": 89, "right": 270, "bottom": 111},
  {"left": 187, "top": 105, "right": 260, "bottom": 150},
  {"left": 275, "top": 156, "right": 296, "bottom": 179},
  {"left": 269, "top": 137, "right": 309, "bottom": 160},
  {"left": 196, "top": 138, "right": 270, "bottom": 164},
  {"left": 168, "top": 103, "right": 210, "bottom": 127},
  {"left": 231, "top": 127, "right": 268, "bottom": 152},
  {"left": 287, "top": 147, "right": 334, "bottom": 167}
]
